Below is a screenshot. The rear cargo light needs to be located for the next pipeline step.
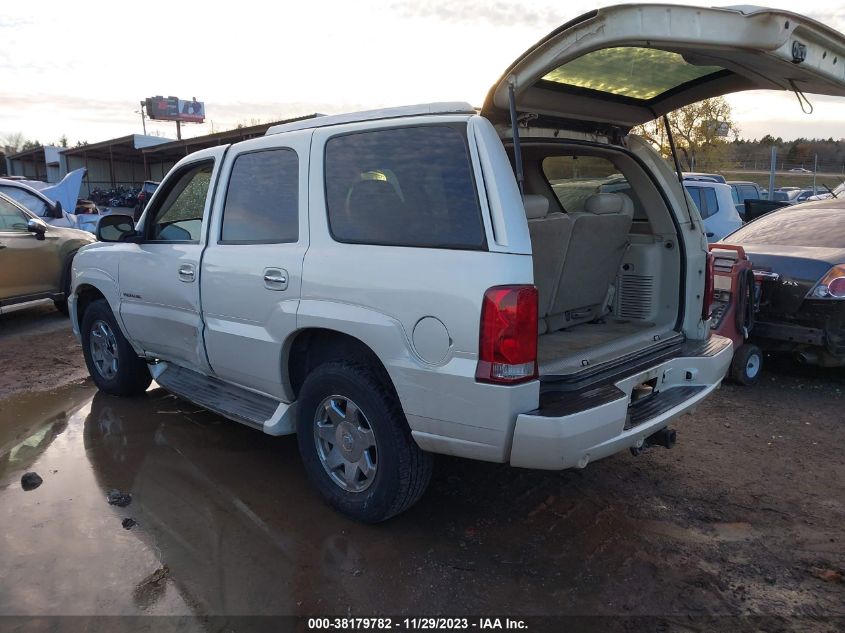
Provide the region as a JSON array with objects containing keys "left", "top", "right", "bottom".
[
  {"left": 702, "top": 252, "right": 714, "bottom": 320},
  {"left": 808, "top": 264, "right": 845, "bottom": 299},
  {"left": 476, "top": 285, "right": 538, "bottom": 385}
]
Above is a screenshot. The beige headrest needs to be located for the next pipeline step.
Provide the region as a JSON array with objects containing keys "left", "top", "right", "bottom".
[
  {"left": 523, "top": 194, "right": 549, "bottom": 220},
  {"left": 584, "top": 192, "right": 627, "bottom": 215},
  {"left": 617, "top": 192, "right": 635, "bottom": 218}
]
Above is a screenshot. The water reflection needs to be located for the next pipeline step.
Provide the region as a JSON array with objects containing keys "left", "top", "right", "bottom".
[{"left": 82, "top": 388, "right": 402, "bottom": 615}]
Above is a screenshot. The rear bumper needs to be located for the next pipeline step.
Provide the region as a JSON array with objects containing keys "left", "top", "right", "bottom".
[{"left": 509, "top": 334, "right": 733, "bottom": 470}]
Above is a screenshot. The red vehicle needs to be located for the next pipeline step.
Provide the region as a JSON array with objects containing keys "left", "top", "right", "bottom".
[{"left": 709, "top": 244, "right": 762, "bottom": 385}]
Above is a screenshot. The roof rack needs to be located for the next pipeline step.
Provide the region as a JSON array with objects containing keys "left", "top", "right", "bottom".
[{"left": 265, "top": 102, "right": 476, "bottom": 135}]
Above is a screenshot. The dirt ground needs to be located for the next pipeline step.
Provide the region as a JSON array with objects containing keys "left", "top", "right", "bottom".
[
  {"left": 0, "top": 300, "right": 88, "bottom": 397},
  {"left": 0, "top": 301, "right": 843, "bottom": 631}
]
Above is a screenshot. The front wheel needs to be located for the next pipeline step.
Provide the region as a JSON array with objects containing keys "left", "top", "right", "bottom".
[
  {"left": 729, "top": 344, "right": 763, "bottom": 386},
  {"left": 296, "top": 361, "right": 432, "bottom": 522},
  {"left": 81, "top": 299, "right": 152, "bottom": 396}
]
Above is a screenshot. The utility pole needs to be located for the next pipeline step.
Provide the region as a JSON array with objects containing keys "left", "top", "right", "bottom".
[
  {"left": 138, "top": 101, "right": 147, "bottom": 135},
  {"left": 813, "top": 154, "right": 818, "bottom": 194},
  {"left": 176, "top": 120, "right": 182, "bottom": 141},
  {"left": 768, "top": 146, "right": 777, "bottom": 199}
]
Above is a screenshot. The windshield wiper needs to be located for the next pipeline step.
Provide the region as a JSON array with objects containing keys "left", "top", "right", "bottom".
[{"left": 822, "top": 184, "right": 838, "bottom": 198}]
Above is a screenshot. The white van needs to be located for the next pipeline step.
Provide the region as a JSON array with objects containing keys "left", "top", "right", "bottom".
[
  {"left": 71, "top": 4, "right": 845, "bottom": 521},
  {"left": 685, "top": 180, "right": 744, "bottom": 241}
]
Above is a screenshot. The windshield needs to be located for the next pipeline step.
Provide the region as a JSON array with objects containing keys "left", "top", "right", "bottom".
[
  {"left": 0, "top": 185, "right": 47, "bottom": 215},
  {"left": 728, "top": 207, "right": 845, "bottom": 249}
]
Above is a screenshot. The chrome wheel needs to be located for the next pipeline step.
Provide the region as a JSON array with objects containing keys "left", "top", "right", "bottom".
[
  {"left": 314, "top": 396, "right": 378, "bottom": 493},
  {"left": 89, "top": 319, "right": 119, "bottom": 380},
  {"left": 745, "top": 352, "right": 761, "bottom": 379}
]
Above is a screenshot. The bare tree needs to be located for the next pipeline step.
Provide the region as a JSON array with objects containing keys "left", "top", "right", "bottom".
[{"left": 2, "top": 132, "right": 27, "bottom": 154}]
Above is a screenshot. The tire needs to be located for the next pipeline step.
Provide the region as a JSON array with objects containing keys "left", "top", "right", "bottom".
[
  {"left": 296, "top": 361, "right": 432, "bottom": 522},
  {"left": 729, "top": 344, "right": 763, "bottom": 386},
  {"left": 80, "top": 299, "right": 152, "bottom": 396}
]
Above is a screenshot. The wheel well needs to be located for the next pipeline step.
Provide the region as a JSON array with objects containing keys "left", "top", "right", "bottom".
[
  {"left": 287, "top": 329, "right": 395, "bottom": 400},
  {"left": 75, "top": 285, "right": 107, "bottom": 325},
  {"left": 59, "top": 251, "right": 78, "bottom": 296}
]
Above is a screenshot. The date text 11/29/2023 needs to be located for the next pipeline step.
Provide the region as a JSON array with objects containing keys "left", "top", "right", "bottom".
[{"left": 307, "top": 618, "right": 528, "bottom": 630}]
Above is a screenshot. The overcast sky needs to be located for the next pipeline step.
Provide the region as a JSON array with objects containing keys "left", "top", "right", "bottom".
[{"left": 2, "top": 0, "right": 845, "bottom": 146}]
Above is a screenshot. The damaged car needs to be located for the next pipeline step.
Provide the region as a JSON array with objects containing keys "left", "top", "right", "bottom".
[{"left": 723, "top": 199, "right": 845, "bottom": 366}]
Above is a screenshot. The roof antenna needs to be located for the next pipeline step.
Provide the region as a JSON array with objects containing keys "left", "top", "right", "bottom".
[
  {"left": 789, "top": 80, "right": 814, "bottom": 114},
  {"left": 508, "top": 77, "right": 525, "bottom": 198}
]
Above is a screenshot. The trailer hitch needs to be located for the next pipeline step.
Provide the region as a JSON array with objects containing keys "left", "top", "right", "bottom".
[{"left": 630, "top": 428, "right": 677, "bottom": 456}]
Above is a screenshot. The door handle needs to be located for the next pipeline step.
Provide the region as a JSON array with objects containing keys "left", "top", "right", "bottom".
[
  {"left": 178, "top": 264, "right": 196, "bottom": 282},
  {"left": 263, "top": 268, "right": 289, "bottom": 291}
]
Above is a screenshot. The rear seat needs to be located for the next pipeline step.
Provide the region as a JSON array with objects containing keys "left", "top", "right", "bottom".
[
  {"left": 546, "top": 193, "right": 633, "bottom": 332},
  {"left": 524, "top": 194, "right": 572, "bottom": 334}
]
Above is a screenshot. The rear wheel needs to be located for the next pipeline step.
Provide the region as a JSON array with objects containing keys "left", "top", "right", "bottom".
[
  {"left": 729, "top": 344, "right": 763, "bottom": 386},
  {"left": 81, "top": 299, "right": 151, "bottom": 396},
  {"left": 296, "top": 361, "right": 432, "bottom": 522}
]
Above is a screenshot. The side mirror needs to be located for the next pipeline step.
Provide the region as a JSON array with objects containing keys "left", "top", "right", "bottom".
[
  {"left": 48, "top": 201, "right": 64, "bottom": 219},
  {"left": 27, "top": 217, "right": 48, "bottom": 240},
  {"left": 96, "top": 214, "right": 139, "bottom": 242}
]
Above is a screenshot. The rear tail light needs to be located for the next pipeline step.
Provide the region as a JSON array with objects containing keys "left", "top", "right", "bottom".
[
  {"left": 476, "top": 285, "right": 538, "bottom": 385},
  {"left": 702, "top": 252, "right": 715, "bottom": 320},
  {"left": 808, "top": 264, "right": 845, "bottom": 299}
]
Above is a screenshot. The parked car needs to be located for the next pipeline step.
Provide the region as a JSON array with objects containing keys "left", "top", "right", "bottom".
[
  {"left": 0, "top": 175, "right": 132, "bottom": 235},
  {"left": 71, "top": 3, "right": 845, "bottom": 521},
  {"left": 795, "top": 189, "right": 818, "bottom": 202},
  {"left": 728, "top": 180, "right": 764, "bottom": 216},
  {"left": 0, "top": 178, "right": 75, "bottom": 228},
  {"left": 684, "top": 180, "right": 743, "bottom": 242},
  {"left": 788, "top": 168, "right": 812, "bottom": 173},
  {"left": 133, "top": 180, "right": 159, "bottom": 221},
  {"left": 721, "top": 199, "right": 845, "bottom": 366},
  {"left": 770, "top": 190, "right": 802, "bottom": 204},
  {"left": 0, "top": 192, "right": 95, "bottom": 315},
  {"left": 683, "top": 172, "right": 727, "bottom": 183}
]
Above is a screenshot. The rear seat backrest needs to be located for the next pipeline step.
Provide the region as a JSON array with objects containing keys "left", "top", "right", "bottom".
[
  {"left": 524, "top": 194, "right": 573, "bottom": 334},
  {"left": 547, "top": 193, "right": 633, "bottom": 331}
]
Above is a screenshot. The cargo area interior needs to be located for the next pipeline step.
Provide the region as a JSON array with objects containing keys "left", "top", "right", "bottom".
[{"left": 511, "top": 140, "right": 684, "bottom": 377}]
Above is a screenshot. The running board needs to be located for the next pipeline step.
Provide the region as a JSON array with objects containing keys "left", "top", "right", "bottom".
[{"left": 149, "top": 363, "right": 296, "bottom": 436}]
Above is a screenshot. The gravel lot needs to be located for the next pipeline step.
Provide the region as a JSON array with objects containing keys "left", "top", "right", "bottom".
[{"left": 0, "top": 301, "right": 842, "bottom": 630}]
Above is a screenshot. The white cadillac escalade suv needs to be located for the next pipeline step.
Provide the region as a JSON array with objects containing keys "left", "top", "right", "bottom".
[{"left": 70, "top": 5, "right": 845, "bottom": 521}]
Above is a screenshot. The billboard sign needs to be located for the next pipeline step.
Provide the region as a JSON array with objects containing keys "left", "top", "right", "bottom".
[{"left": 145, "top": 96, "right": 205, "bottom": 123}]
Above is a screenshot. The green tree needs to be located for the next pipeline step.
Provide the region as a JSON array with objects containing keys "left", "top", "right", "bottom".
[{"left": 633, "top": 97, "right": 738, "bottom": 171}]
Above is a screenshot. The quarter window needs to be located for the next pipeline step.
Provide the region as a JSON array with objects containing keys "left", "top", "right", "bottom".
[
  {"left": 221, "top": 149, "right": 299, "bottom": 243},
  {"left": 324, "top": 125, "right": 485, "bottom": 249},
  {"left": 149, "top": 161, "right": 213, "bottom": 242},
  {"left": 542, "top": 155, "right": 645, "bottom": 218}
]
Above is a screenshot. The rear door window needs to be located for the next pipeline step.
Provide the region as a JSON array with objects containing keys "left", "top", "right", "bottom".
[
  {"left": 324, "top": 125, "right": 485, "bottom": 249},
  {"left": 221, "top": 149, "right": 299, "bottom": 243},
  {"left": 686, "top": 186, "right": 718, "bottom": 219},
  {"left": 739, "top": 185, "right": 759, "bottom": 201}
]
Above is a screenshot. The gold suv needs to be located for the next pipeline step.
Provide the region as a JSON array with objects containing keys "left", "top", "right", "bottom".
[{"left": 0, "top": 192, "right": 94, "bottom": 315}]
